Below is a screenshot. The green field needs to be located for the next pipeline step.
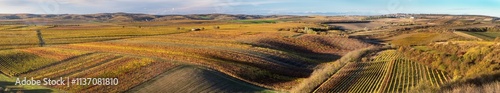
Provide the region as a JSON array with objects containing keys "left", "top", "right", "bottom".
[{"left": 461, "top": 31, "right": 500, "bottom": 40}]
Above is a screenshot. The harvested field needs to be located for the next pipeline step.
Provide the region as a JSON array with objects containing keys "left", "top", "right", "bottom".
[{"left": 127, "top": 65, "right": 273, "bottom": 93}]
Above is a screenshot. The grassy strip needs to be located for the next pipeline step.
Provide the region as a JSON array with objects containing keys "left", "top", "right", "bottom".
[{"left": 461, "top": 31, "right": 500, "bottom": 41}]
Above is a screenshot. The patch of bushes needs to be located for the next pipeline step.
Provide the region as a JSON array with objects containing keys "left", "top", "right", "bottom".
[{"left": 398, "top": 43, "right": 500, "bottom": 80}]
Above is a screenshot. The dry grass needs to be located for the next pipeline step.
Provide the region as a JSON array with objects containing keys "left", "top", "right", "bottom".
[{"left": 443, "top": 81, "right": 500, "bottom": 93}]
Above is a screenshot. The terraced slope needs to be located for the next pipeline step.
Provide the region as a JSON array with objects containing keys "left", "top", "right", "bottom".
[
  {"left": 0, "top": 47, "right": 179, "bottom": 92},
  {"left": 127, "top": 66, "right": 273, "bottom": 93},
  {"left": 0, "top": 50, "right": 57, "bottom": 76},
  {"left": 315, "top": 50, "right": 451, "bottom": 92}
]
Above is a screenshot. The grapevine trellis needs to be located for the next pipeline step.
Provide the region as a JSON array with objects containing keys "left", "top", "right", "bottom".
[{"left": 315, "top": 50, "right": 451, "bottom": 93}]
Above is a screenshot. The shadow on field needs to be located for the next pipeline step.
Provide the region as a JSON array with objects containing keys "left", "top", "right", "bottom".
[
  {"left": 127, "top": 65, "right": 272, "bottom": 93},
  {"left": 0, "top": 81, "right": 15, "bottom": 88},
  {"left": 17, "top": 89, "right": 53, "bottom": 93},
  {"left": 251, "top": 39, "right": 341, "bottom": 63},
  {"left": 350, "top": 35, "right": 385, "bottom": 45},
  {"left": 206, "top": 54, "right": 312, "bottom": 76},
  {"left": 0, "top": 81, "right": 54, "bottom": 93}
]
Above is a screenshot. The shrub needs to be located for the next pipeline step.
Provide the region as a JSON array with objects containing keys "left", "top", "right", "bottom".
[{"left": 494, "top": 37, "right": 500, "bottom": 42}]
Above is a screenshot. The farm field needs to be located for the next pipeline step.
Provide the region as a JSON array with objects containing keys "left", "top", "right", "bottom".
[
  {"left": 460, "top": 31, "right": 500, "bottom": 41},
  {"left": 0, "top": 13, "right": 499, "bottom": 92},
  {"left": 390, "top": 33, "right": 440, "bottom": 46},
  {"left": 1, "top": 46, "right": 179, "bottom": 92},
  {"left": 50, "top": 30, "right": 372, "bottom": 90},
  {"left": 315, "top": 50, "right": 451, "bottom": 93},
  {"left": 0, "top": 20, "right": 373, "bottom": 92},
  {"left": 0, "top": 25, "right": 188, "bottom": 50},
  {"left": 127, "top": 65, "right": 273, "bottom": 93},
  {"left": 388, "top": 32, "right": 467, "bottom": 46}
]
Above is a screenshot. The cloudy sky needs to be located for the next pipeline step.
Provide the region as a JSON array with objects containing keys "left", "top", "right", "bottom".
[{"left": 0, "top": 0, "right": 499, "bottom": 17}]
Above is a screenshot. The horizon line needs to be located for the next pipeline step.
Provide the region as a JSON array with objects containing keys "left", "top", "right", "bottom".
[{"left": 0, "top": 12, "right": 498, "bottom": 18}]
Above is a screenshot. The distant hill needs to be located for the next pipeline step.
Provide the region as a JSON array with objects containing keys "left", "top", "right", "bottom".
[{"left": 0, "top": 13, "right": 297, "bottom": 22}]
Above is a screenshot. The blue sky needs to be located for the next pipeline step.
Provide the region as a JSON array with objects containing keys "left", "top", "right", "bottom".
[{"left": 0, "top": 0, "right": 499, "bottom": 17}]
